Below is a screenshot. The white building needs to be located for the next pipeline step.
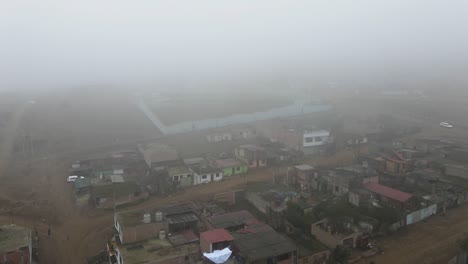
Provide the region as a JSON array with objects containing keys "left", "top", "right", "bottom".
[{"left": 302, "top": 130, "right": 332, "bottom": 154}]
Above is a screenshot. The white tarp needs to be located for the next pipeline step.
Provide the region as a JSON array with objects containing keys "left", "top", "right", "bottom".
[{"left": 203, "top": 247, "right": 232, "bottom": 264}]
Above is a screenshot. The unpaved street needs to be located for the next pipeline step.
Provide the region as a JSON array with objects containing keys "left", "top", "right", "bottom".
[
  {"left": 1, "top": 91, "right": 468, "bottom": 263},
  {"left": 358, "top": 204, "right": 468, "bottom": 264}
]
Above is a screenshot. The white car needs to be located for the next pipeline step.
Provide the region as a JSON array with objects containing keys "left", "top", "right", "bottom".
[
  {"left": 440, "top": 122, "right": 454, "bottom": 128},
  {"left": 67, "top": 175, "right": 85, "bottom": 182}
]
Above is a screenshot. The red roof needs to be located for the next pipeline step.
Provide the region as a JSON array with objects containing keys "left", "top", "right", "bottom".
[
  {"left": 200, "top": 229, "right": 234, "bottom": 243},
  {"left": 364, "top": 182, "right": 413, "bottom": 202}
]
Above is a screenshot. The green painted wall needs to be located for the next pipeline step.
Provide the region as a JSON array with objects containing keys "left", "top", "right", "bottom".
[{"left": 223, "top": 165, "right": 248, "bottom": 176}]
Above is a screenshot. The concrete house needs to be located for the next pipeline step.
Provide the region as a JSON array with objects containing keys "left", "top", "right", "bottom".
[
  {"left": 137, "top": 143, "right": 180, "bottom": 169},
  {"left": 208, "top": 210, "right": 298, "bottom": 264},
  {"left": 167, "top": 165, "right": 193, "bottom": 187},
  {"left": 215, "top": 158, "right": 248, "bottom": 177},
  {"left": 310, "top": 219, "right": 363, "bottom": 249},
  {"left": 235, "top": 144, "right": 268, "bottom": 168},
  {"left": 200, "top": 229, "right": 234, "bottom": 253},
  {"left": 92, "top": 182, "right": 148, "bottom": 209},
  {"left": 114, "top": 203, "right": 199, "bottom": 245},
  {"left": 289, "top": 165, "right": 318, "bottom": 198},
  {"left": 184, "top": 157, "right": 223, "bottom": 185},
  {"left": 302, "top": 130, "right": 332, "bottom": 154},
  {"left": 363, "top": 182, "right": 416, "bottom": 210},
  {"left": 321, "top": 169, "right": 372, "bottom": 197}
]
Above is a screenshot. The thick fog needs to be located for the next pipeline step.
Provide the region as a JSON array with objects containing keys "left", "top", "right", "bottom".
[{"left": 2, "top": 0, "right": 468, "bottom": 90}]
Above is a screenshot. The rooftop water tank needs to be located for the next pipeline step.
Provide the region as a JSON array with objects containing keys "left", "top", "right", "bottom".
[
  {"left": 155, "top": 211, "right": 163, "bottom": 222},
  {"left": 143, "top": 213, "right": 151, "bottom": 224}
]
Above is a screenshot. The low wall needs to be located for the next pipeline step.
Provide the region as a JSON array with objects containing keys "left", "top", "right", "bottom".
[{"left": 406, "top": 204, "right": 437, "bottom": 225}]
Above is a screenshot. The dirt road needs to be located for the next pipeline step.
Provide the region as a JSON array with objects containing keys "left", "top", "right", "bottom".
[
  {"left": 357, "top": 204, "right": 468, "bottom": 264},
  {"left": 1, "top": 90, "right": 468, "bottom": 263}
]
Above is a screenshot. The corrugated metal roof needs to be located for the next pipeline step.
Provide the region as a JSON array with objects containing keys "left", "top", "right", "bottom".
[
  {"left": 200, "top": 229, "right": 233, "bottom": 243},
  {"left": 364, "top": 182, "right": 413, "bottom": 202},
  {"left": 109, "top": 175, "right": 125, "bottom": 183}
]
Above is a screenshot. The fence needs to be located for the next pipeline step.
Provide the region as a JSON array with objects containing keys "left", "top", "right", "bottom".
[{"left": 406, "top": 204, "right": 437, "bottom": 225}]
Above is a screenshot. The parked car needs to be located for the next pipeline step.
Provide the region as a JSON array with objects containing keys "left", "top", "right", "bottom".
[
  {"left": 67, "top": 175, "right": 85, "bottom": 182},
  {"left": 440, "top": 122, "right": 454, "bottom": 128}
]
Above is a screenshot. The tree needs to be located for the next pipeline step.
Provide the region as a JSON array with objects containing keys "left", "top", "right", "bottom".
[{"left": 330, "top": 245, "right": 351, "bottom": 264}]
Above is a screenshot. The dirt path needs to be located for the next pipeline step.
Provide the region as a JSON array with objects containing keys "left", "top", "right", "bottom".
[{"left": 357, "top": 204, "right": 468, "bottom": 264}]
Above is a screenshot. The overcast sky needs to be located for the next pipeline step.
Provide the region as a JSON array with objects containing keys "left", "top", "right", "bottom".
[{"left": 2, "top": 0, "right": 468, "bottom": 90}]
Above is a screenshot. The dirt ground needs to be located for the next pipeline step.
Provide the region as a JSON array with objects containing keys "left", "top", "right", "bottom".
[
  {"left": 357, "top": 204, "right": 468, "bottom": 264},
  {"left": 1, "top": 89, "right": 468, "bottom": 263}
]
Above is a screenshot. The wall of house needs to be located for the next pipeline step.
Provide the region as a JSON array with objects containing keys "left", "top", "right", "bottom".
[
  {"left": 120, "top": 221, "right": 168, "bottom": 244},
  {"left": 385, "top": 161, "right": 398, "bottom": 173},
  {"left": 193, "top": 172, "right": 215, "bottom": 185},
  {"left": 297, "top": 250, "right": 330, "bottom": 264},
  {"left": 223, "top": 166, "right": 248, "bottom": 176},
  {"left": 310, "top": 223, "right": 342, "bottom": 249},
  {"left": 172, "top": 173, "right": 193, "bottom": 187},
  {"left": 310, "top": 223, "right": 361, "bottom": 249},
  {"left": 348, "top": 192, "right": 360, "bottom": 207},
  {"left": 96, "top": 192, "right": 149, "bottom": 209},
  {"left": 236, "top": 148, "right": 268, "bottom": 169},
  {"left": 0, "top": 248, "right": 32, "bottom": 264},
  {"left": 212, "top": 172, "right": 224, "bottom": 182},
  {"left": 303, "top": 131, "right": 330, "bottom": 147},
  {"left": 406, "top": 204, "right": 437, "bottom": 225},
  {"left": 200, "top": 238, "right": 211, "bottom": 253}
]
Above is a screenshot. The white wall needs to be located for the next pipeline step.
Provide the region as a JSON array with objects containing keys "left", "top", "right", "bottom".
[
  {"left": 303, "top": 130, "right": 330, "bottom": 147},
  {"left": 213, "top": 172, "right": 223, "bottom": 181}
]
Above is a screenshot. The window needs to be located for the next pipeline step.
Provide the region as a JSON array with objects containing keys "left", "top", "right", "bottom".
[
  {"left": 202, "top": 175, "right": 207, "bottom": 179},
  {"left": 173, "top": 175, "right": 179, "bottom": 181},
  {"left": 305, "top": 137, "right": 314, "bottom": 143},
  {"left": 335, "top": 186, "right": 339, "bottom": 192},
  {"left": 314, "top": 137, "right": 323, "bottom": 142},
  {"left": 236, "top": 167, "right": 241, "bottom": 171},
  {"left": 187, "top": 174, "right": 192, "bottom": 177}
]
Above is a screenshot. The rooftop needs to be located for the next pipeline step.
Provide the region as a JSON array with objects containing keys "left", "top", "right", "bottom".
[
  {"left": 117, "top": 203, "right": 195, "bottom": 227},
  {"left": 108, "top": 175, "right": 125, "bottom": 183},
  {"left": 238, "top": 144, "right": 265, "bottom": 151},
  {"left": 200, "top": 229, "right": 234, "bottom": 244},
  {"left": 231, "top": 218, "right": 296, "bottom": 261},
  {"left": 0, "top": 225, "right": 30, "bottom": 254},
  {"left": 167, "top": 229, "right": 199, "bottom": 246},
  {"left": 168, "top": 165, "right": 191, "bottom": 176},
  {"left": 208, "top": 210, "right": 257, "bottom": 229},
  {"left": 189, "top": 164, "right": 220, "bottom": 175},
  {"left": 166, "top": 213, "right": 199, "bottom": 225},
  {"left": 364, "top": 182, "right": 413, "bottom": 202},
  {"left": 74, "top": 177, "right": 92, "bottom": 189},
  {"left": 138, "top": 143, "right": 179, "bottom": 166},
  {"left": 215, "top": 159, "right": 243, "bottom": 168},
  {"left": 92, "top": 182, "right": 139, "bottom": 198},
  {"left": 114, "top": 237, "right": 199, "bottom": 264},
  {"left": 183, "top": 157, "right": 206, "bottom": 166},
  {"left": 294, "top": 164, "right": 315, "bottom": 171}
]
